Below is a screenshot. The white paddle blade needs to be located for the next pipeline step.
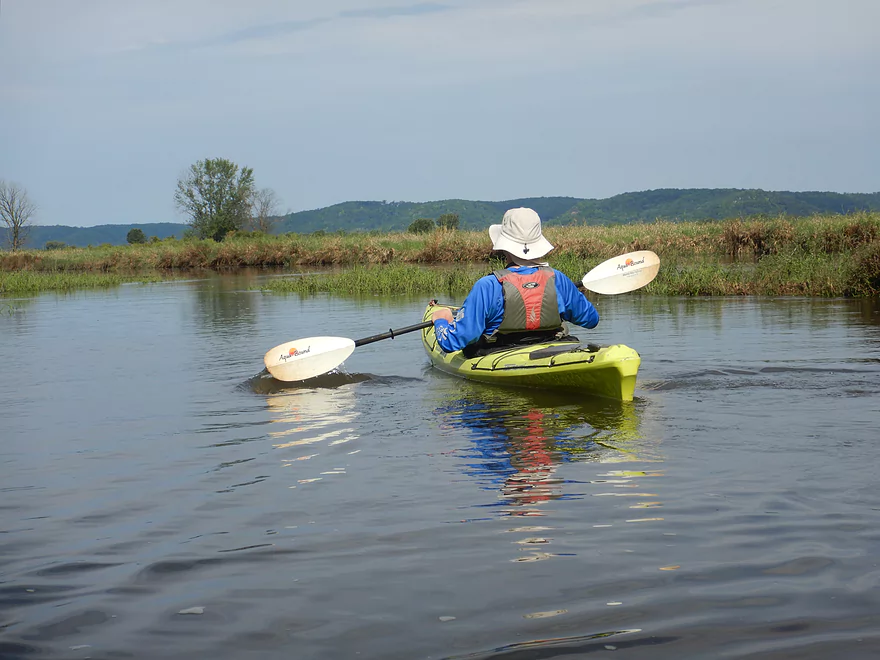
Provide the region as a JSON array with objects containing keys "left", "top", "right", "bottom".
[
  {"left": 582, "top": 250, "right": 660, "bottom": 295},
  {"left": 264, "top": 336, "right": 356, "bottom": 382}
]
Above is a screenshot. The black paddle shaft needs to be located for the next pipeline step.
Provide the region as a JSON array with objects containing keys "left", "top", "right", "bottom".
[{"left": 354, "top": 321, "right": 433, "bottom": 347}]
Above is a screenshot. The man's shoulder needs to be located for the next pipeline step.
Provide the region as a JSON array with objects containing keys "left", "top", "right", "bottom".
[
  {"left": 475, "top": 273, "right": 501, "bottom": 287},
  {"left": 552, "top": 268, "right": 574, "bottom": 282}
]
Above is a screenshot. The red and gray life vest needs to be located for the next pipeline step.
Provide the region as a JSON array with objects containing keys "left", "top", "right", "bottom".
[{"left": 492, "top": 267, "right": 563, "bottom": 334}]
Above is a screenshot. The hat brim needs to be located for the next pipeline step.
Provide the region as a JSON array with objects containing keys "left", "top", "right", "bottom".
[{"left": 489, "top": 224, "right": 554, "bottom": 260}]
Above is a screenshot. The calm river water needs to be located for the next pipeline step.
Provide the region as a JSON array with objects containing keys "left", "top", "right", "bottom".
[{"left": 2, "top": 273, "right": 880, "bottom": 659}]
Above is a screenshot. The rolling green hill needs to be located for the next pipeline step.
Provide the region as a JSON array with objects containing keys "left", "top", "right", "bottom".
[
  {"left": 275, "top": 197, "right": 582, "bottom": 233},
  {"left": 276, "top": 189, "right": 880, "bottom": 233},
  {"left": 14, "top": 189, "right": 880, "bottom": 248},
  {"left": 564, "top": 189, "right": 880, "bottom": 225}
]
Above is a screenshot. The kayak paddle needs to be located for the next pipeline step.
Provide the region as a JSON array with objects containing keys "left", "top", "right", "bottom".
[
  {"left": 581, "top": 250, "right": 660, "bottom": 295},
  {"left": 264, "top": 321, "right": 432, "bottom": 382}
]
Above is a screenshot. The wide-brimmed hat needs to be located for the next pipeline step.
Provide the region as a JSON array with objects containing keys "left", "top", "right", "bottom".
[{"left": 488, "top": 208, "right": 554, "bottom": 260}]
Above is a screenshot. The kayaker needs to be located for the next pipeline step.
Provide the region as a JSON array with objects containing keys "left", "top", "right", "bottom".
[{"left": 431, "top": 207, "right": 599, "bottom": 355}]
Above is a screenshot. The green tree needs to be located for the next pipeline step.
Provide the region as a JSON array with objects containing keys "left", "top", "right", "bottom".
[
  {"left": 127, "top": 228, "right": 147, "bottom": 244},
  {"left": 45, "top": 240, "right": 66, "bottom": 250},
  {"left": 174, "top": 158, "right": 255, "bottom": 241},
  {"left": 408, "top": 218, "right": 435, "bottom": 233},
  {"left": 437, "top": 213, "right": 460, "bottom": 230}
]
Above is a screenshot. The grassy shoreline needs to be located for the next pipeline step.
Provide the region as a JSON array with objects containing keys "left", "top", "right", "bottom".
[
  {"left": 3, "top": 213, "right": 879, "bottom": 297},
  {"left": 256, "top": 253, "right": 867, "bottom": 298},
  {"left": 0, "top": 271, "right": 168, "bottom": 296}
]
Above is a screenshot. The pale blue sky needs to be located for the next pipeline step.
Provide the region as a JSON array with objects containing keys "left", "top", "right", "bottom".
[{"left": 2, "top": 0, "right": 878, "bottom": 227}]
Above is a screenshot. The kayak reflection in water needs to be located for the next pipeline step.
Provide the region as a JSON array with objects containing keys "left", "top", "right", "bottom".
[
  {"left": 433, "top": 384, "right": 655, "bottom": 517},
  {"left": 430, "top": 208, "right": 599, "bottom": 357}
]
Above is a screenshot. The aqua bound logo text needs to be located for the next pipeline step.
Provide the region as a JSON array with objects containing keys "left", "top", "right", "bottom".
[
  {"left": 617, "top": 257, "right": 645, "bottom": 271},
  {"left": 278, "top": 346, "right": 311, "bottom": 362}
]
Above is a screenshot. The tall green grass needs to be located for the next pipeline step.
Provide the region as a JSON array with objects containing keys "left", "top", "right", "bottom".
[
  {"left": 259, "top": 249, "right": 880, "bottom": 299},
  {"left": 0, "top": 271, "right": 164, "bottom": 295},
  {"left": 260, "top": 263, "right": 493, "bottom": 296},
  {"left": 645, "top": 243, "right": 880, "bottom": 297}
]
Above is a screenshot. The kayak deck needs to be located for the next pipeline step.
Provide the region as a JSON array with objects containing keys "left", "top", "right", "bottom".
[{"left": 421, "top": 304, "right": 640, "bottom": 401}]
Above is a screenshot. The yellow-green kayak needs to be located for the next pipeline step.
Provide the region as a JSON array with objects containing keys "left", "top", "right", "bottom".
[{"left": 421, "top": 304, "right": 641, "bottom": 401}]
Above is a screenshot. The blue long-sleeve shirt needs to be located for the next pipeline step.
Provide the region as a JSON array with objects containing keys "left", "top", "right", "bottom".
[{"left": 434, "top": 266, "right": 599, "bottom": 353}]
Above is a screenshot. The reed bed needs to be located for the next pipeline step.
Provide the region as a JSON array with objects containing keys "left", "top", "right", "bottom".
[
  {"left": 0, "top": 271, "right": 164, "bottom": 295},
  {"left": 261, "top": 263, "right": 493, "bottom": 296},
  {"left": 645, "top": 253, "right": 855, "bottom": 297},
  {"left": 3, "top": 212, "right": 880, "bottom": 297},
  {"left": 258, "top": 252, "right": 872, "bottom": 299}
]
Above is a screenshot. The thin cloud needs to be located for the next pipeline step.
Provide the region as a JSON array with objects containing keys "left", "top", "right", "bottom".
[
  {"left": 198, "top": 17, "right": 331, "bottom": 48},
  {"left": 186, "top": 2, "right": 452, "bottom": 50},
  {"left": 627, "top": 0, "right": 739, "bottom": 19},
  {"left": 340, "top": 3, "right": 451, "bottom": 19}
]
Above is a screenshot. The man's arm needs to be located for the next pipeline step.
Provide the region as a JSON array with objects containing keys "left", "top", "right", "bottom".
[
  {"left": 556, "top": 271, "right": 599, "bottom": 329},
  {"left": 432, "top": 277, "right": 498, "bottom": 352}
]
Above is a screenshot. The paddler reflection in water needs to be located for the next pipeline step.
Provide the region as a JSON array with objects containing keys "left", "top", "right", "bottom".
[
  {"left": 438, "top": 388, "right": 650, "bottom": 515},
  {"left": 437, "top": 394, "right": 565, "bottom": 511},
  {"left": 430, "top": 208, "right": 599, "bottom": 356},
  {"left": 497, "top": 408, "right": 561, "bottom": 509}
]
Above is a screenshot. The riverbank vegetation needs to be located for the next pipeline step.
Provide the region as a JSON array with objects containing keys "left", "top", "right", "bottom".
[
  {"left": 2, "top": 212, "right": 879, "bottom": 297},
  {"left": 0, "top": 271, "right": 165, "bottom": 295},
  {"left": 260, "top": 248, "right": 879, "bottom": 298}
]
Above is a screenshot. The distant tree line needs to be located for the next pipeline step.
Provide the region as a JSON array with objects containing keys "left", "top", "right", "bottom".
[{"left": 407, "top": 213, "right": 460, "bottom": 233}]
